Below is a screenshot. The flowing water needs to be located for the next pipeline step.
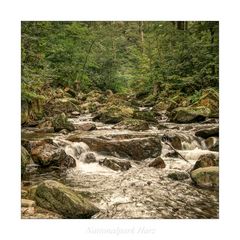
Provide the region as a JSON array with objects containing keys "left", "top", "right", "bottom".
[{"left": 22, "top": 113, "right": 219, "bottom": 219}]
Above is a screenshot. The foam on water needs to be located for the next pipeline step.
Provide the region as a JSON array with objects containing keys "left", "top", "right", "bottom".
[{"left": 179, "top": 149, "right": 219, "bottom": 161}]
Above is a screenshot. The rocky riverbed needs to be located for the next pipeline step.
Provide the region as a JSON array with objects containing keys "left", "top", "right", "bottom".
[{"left": 21, "top": 110, "right": 219, "bottom": 219}]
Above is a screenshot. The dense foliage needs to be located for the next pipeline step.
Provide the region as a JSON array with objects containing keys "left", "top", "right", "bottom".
[{"left": 21, "top": 21, "right": 218, "bottom": 100}]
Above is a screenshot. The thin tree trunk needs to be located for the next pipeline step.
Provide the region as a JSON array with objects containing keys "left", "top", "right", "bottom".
[{"left": 75, "top": 39, "right": 95, "bottom": 90}]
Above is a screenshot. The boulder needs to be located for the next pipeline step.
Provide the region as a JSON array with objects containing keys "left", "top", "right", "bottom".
[
  {"left": 21, "top": 146, "right": 32, "bottom": 176},
  {"left": 165, "top": 151, "right": 179, "bottom": 158},
  {"left": 44, "top": 98, "right": 80, "bottom": 116},
  {"left": 74, "top": 122, "right": 96, "bottom": 131},
  {"left": 162, "top": 134, "right": 182, "bottom": 150},
  {"left": 170, "top": 106, "right": 211, "bottom": 123},
  {"left": 133, "top": 110, "right": 156, "bottom": 122},
  {"left": 52, "top": 113, "right": 75, "bottom": 132},
  {"left": 195, "top": 127, "right": 219, "bottom": 139},
  {"left": 148, "top": 157, "right": 166, "bottom": 169},
  {"left": 67, "top": 136, "right": 162, "bottom": 160},
  {"left": 114, "top": 118, "right": 149, "bottom": 131},
  {"left": 192, "top": 153, "right": 218, "bottom": 171},
  {"left": 93, "top": 105, "right": 134, "bottom": 124},
  {"left": 205, "top": 137, "right": 219, "bottom": 151},
  {"left": 99, "top": 158, "right": 131, "bottom": 171},
  {"left": 30, "top": 141, "right": 76, "bottom": 168},
  {"left": 168, "top": 171, "right": 190, "bottom": 181},
  {"left": 83, "top": 152, "right": 96, "bottom": 163},
  {"left": 35, "top": 180, "right": 99, "bottom": 218},
  {"left": 190, "top": 166, "right": 219, "bottom": 189},
  {"left": 194, "top": 89, "right": 219, "bottom": 118}
]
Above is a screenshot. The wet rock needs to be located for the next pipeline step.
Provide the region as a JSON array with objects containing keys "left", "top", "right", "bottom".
[
  {"left": 148, "top": 157, "right": 166, "bottom": 169},
  {"left": 52, "top": 113, "right": 75, "bottom": 132},
  {"left": 21, "top": 146, "right": 32, "bottom": 177},
  {"left": 114, "top": 118, "right": 149, "bottom": 131},
  {"left": 190, "top": 166, "right": 219, "bottom": 189},
  {"left": 30, "top": 142, "right": 76, "bottom": 168},
  {"left": 68, "top": 136, "right": 162, "bottom": 160},
  {"left": 83, "top": 152, "right": 96, "bottom": 163},
  {"left": 100, "top": 158, "right": 131, "bottom": 171},
  {"left": 35, "top": 180, "right": 99, "bottom": 218},
  {"left": 195, "top": 127, "right": 219, "bottom": 139},
  {"left": 192, "top": 153, "right": 218, "bottom": 171},
  {"left": 133, "top": 110, "right": 156, "bottom": 122},
  {"left": 74, "top": 122, "right": 96, "bottom": 131},
  {"left": 21, "top": 199, "right": 36, "bottom": 208},
  {"left": 168, "top": 171, "right": 190, "bottom": 181},
  {"left": 170, "top": 106, "right": 211, "bottom": 123},
  {"left": 205, "top": 137, "right": 219, "bottom": 151},
  {"left": 163, "top": 134, "right": 182, "bottom": 150},
  {"left": 165, "top": 151, "right": 179, "bottom": 158}
]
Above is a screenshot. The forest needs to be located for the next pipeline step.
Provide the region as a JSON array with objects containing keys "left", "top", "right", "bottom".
[{"left": 21, "top": 21, "right": 219, "bottom": 219}]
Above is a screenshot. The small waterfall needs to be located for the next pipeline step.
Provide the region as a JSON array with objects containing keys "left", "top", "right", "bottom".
[
  {"left": 179, "top": 149, "right": 219, "bottom": 161},
  {"left": 65, "top": 142, "right": 90, "bottom": 168}
]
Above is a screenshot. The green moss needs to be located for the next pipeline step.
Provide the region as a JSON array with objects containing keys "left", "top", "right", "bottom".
[
  {"left": 52, "top": 113, "right": 75, "bottom": 132},
  {"left": 35, "top": 180, "right": 99, "bottom": 218}
]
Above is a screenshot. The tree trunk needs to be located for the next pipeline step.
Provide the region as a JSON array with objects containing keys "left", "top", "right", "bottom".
[
  {"left": 209, "top": 27, "right": 215, "bottom": 75},
  {"left": 139, "top": 21, "right": 144, "bottom": 53}
]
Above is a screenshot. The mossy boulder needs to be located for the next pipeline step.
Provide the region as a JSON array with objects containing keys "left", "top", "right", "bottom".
[
  {"left": 114, "top": 118, "right": 149, "bottom": 131},
  {"left": 170, "top": 106, "right": 211, "bottom": 123},
  {"left": 193, "top": 89, "right": 219, "bottom": 118},
  {"left": 93, "top": 105, "right": 135, "bottom": 124},
  {"left": 133, "top": 110, "right": 156, "bottom": 122},
  {"left": 35, "top": 180, "right": 99, "bottom": 218},
  {"left": 190, "top": 166, "right": 219, "bottom": 189},
  {"left": 21, "top": 146, "right": 32, "bottom": 177},
  {"left": 52, "top": 113, "right": 75, "bottom": 132},
  {"left": 168, "top": 171, "right": 189, "bottom": 181},
  {"left": 44, "top": 98, "right": 80, "bottom": 116},
  {"left": 192, "top": 153, "right": 218, "bottom": 171}
]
